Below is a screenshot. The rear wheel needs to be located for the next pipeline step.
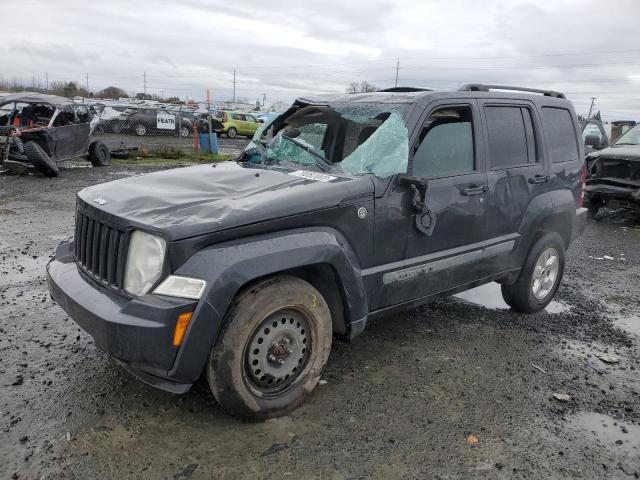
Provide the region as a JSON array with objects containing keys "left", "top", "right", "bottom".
[
  {"left": 226, "top": 127, "right": 237, "bottom": 138},
  {"left": 134, "top": 123, "right": 147, "bottom": 136},
  {"left": 88, "top": 140, "right": 111, "bottom": 167},
  {"left": 501, "top": 232, "right": 565, "bottom": 313},
  {"left": 23, "top": 141, "right": 59, "bottom": 177},
  {"left": 207, "top": 276, "right": 332, "bottom": 421},
  {"left": 179, "top": 125, "right": 191, "bottom": 137}
]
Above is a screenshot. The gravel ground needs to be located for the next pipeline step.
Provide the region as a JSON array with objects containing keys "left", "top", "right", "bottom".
[{"left": 1, "top": 164, "right": 640, "bottom": 480}]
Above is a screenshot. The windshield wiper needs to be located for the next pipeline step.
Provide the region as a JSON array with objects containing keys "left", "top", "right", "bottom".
[{"left": 281, "top": 134, "right": 332, "bottom": 172}]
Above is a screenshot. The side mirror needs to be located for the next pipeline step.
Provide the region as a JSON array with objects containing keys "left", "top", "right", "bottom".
[
  {"left": 398, "top": 174, "right": 435, "bottom": 235},
  {"left": 584, "top": 134, "right": 601, "bottom": 148}
]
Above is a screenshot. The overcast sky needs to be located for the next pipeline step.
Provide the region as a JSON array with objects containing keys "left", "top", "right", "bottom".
[{"left": 1, "top": 0, "right": 639, "bottom": 118}]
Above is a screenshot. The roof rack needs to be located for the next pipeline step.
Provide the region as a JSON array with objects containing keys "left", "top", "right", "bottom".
[
  {"left": 459, "top": 84, "right": 565, "bottom": 99},
  {"left": 378, "top": 87, "right": 433, "bottom": 93}
]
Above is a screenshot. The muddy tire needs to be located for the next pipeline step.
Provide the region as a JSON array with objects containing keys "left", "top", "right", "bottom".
[
  {"left": 501, "top": 232, "right": 565, "bottom": 313},
  {"left": 226, "top": 127, "right": 237, "bottom": 138},
  {"left": 88, "top": 140, "right": 111, "bottom": 167},
  {"left": 23, "top": 141, "right": 59, "bottom": 177},
  {"left": 207, "top": 276, "right": 332, "bottom": 421}
]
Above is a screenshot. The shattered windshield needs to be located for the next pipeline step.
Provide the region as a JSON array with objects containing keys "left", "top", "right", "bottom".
[
  {"left": 614, "top": 124, "right": 640, "bottom": 146},
  {"left": 243, "top": 102, "right": 410, "bottom": 178}
]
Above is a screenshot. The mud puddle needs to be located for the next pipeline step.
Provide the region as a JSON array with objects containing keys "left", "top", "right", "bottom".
[{"left": 454, "top": 282, "right": 571, "bottom": 313}]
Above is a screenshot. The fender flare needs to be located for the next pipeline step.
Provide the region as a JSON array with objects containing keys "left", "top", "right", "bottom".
[
  {"left": 167, "top": 227, "right": 368, "bottom": 383},
  {"left": 515, "top": 189, "right": 575, "bottom": 264}
]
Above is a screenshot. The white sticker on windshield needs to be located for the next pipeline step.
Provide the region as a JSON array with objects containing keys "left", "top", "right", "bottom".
[{"left": 288, "top": 170, "right": 336, "bottom": 182}]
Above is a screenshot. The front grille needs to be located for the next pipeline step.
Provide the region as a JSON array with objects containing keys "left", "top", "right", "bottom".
[{"left": 74, "top": 210, "right": 129, "bottom": 289}]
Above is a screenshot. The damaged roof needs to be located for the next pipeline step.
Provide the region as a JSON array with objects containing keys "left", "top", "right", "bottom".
[{"left": 0, "top": 92, "right": 73, "bottom": 108}]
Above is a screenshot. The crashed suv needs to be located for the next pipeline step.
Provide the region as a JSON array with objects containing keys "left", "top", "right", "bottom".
[
  {"left": 0, "top": 92, "right": 110, "bottom": 177},
  {"left": 585, "top": 122, "right": 640, "bottom": 215},
  {"left": 47, "top": 84, "right": 587, "bottom": 420}
]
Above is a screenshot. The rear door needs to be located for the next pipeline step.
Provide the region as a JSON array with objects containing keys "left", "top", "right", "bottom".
[{"left": 478, "top": 100, "right": 548, "bottom": 276}]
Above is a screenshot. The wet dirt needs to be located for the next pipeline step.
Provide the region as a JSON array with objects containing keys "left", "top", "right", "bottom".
[{"left": 1, "top": 167, "right": 640, "bottom": 479}]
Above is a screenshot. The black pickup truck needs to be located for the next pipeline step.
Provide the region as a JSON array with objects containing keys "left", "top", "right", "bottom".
[{"left": 47, "top": 84, "right": 587, "bottom": 420}]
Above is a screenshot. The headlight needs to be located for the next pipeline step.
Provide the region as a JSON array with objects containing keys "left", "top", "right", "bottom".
[
  {"left": 124, "top": 231, "right": 166, "bottom": 296},
  {"left": 154, "top": 275, "right": 207, "bottom": 300}
]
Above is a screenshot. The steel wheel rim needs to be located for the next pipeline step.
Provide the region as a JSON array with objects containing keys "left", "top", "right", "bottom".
[
  {"left": 180, "top": 127, "right": 189, "bottom": 137},
  {"left": 244, "top": 308, "right": 311, "bottom": 396},
  {"left": 532, "top": 247, "right": 559, "bottom": 300},
  {"left": 136, "top": 124, "right": 146, "bottom": 135},
  {"left": 228, "top": 129, "right": 236, "bottom": 138}
]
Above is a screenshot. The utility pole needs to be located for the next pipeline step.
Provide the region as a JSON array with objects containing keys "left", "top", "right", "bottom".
[
  {"left": 394, "top": 58, "right": 400, "bottom": 88},
  {"left": 262, "top": 93, "right": 266, "bottom": 107},
  {"left": 587, "top": 97, "right": 596, "bottom": 120},
  {"left": 45, "top": 72, "right": 49, "bottom": 92},
  {"left": 232, "top": 69, "right": 236, "bottom": 104},
  {"left": 86, "top": 73, "right": 89, "bottom": 95},
  {"left": 143, "top": 71, "right": 147, "bottom": 97}
]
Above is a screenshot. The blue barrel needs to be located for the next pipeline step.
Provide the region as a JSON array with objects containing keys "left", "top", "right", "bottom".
[{"left": 199, "top": 133, "right": 219, "bottom": 154}]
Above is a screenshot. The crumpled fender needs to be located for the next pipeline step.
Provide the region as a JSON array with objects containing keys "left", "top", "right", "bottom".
[{"left": 166, "top": 227, "right": 368, "bottom": 383}]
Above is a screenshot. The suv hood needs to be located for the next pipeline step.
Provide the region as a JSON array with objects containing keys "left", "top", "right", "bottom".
[
  {"left": 587, "top": 144, "right": 640, "bottom": 161},
  {"left": 78, "top": 162, "right": 373, "bottom": 240}
]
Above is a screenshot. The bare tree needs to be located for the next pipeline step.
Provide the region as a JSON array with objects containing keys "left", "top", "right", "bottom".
[{"left": 346, "top": 81, "right": 378, "bottom": 93}]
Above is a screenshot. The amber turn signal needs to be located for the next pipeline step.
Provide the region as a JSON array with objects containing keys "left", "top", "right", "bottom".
[{"left": 172, "top": 312, "right": 193, "bottom": 347}]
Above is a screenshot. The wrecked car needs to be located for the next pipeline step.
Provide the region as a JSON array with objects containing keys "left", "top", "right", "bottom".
[
  {"left": 47, "top": 84, "right": 587, "bottom": 420},
  {"left": 585, "top": 122, "right": 640, "bottom": 215},
  {"left": 0, "top": 92, "right": 110, "bottom": 177},
  {"left": 98, "top": 107, "right": 193, "bottom": 137}
]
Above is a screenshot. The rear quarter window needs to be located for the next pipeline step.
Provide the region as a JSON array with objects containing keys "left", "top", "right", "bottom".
[{"left": 541, "top": 107, "right": 579, "bottom": 163}]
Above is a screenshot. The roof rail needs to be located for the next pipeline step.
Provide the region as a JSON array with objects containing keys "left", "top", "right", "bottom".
[
  {"left": 459, "top": 84, "right": 565, "bottom": 99},
  {"left": 378, "top": 87, "right": 433, "bottom": 93}
]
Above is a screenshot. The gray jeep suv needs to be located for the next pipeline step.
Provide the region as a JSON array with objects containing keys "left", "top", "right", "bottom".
[{"left": 47, "top": 84, "right": 588, "bottom": 420}]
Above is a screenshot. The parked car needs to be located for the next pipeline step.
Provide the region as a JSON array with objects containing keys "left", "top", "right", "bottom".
[
  {"left": 100, "top": 107, "right": 193, "bottom": 137},
  {"left": 47, "top": 84, "right": 587, "bottom": 420},
  {"left": 214, "top": 110, "right": 260, "bottom": 138},
  {"left": 584, "top": 122, "right": 640, "bottom": 215},
  {"left": 0, "top": 92, "right": 110, "bottom": 177},
  {"left": 581, "top": 119, "right": 609, "bottom": 155}
]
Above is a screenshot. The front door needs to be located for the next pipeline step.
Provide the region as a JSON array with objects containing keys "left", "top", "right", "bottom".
[{"left": 373, "top": 100, "right": 490, "bottom": 309}]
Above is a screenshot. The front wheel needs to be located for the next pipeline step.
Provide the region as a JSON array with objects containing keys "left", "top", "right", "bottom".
[
  {"left": 207, "top": 276, "right": 332, "bottom": 421},
  {"left": 88, "top": 140, "right": 111, "bottom": 166},
  {"left": 501, "top": 232, "right": 565, "bottom": 313}
]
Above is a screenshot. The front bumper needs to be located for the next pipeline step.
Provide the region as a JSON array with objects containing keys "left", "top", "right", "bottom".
[{"left": 46, "top": 241, "right": 212, "bottom": 393}]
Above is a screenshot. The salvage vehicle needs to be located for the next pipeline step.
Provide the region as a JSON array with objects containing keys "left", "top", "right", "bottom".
[
  {"left": 0, "top": 92, "right": 110, "bottom": 177},
  {"left": 214, "top": 111, "right": 260, "bottom": 138},
  {"left": 100, "top": 107, "right": 193, "bottom": 137},
  {"left": 47, "top": 84, "right": 587, "bottom": 420},
  {"left": 585, "top": 122, "right": 640, "bottom": 215}
]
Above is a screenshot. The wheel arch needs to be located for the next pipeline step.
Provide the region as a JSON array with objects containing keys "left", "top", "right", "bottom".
[{"left": 167, "top": 228, "right": 368, "bottom": 383}]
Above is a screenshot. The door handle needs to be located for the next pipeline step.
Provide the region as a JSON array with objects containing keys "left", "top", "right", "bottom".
[
  {"left": 528, "top": 175, "right": 549, "bottom": 184},
  {"left": 462, "top": 185, "right": 488, "bottom": 196}
]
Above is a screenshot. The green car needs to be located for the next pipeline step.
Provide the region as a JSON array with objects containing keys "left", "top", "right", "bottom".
[{"left": 214, "top": 111, "right": 260, "bottom": 138}]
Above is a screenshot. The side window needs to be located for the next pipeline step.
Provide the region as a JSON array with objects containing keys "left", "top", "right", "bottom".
[
  {"left": 485, "top": 106, "right": 536, "bottom": 168},
  {"left": 245, "top": 115, "right": 256, "bottom": 123},
  {"left": 542, "top": 107, "right": 579, "bottom": 163},
  {"left": 234, "top": 113, "right": 246, "bottom": 121},
  {"left": 412, "top": 106, "right": 474, "bottom": 178}
]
